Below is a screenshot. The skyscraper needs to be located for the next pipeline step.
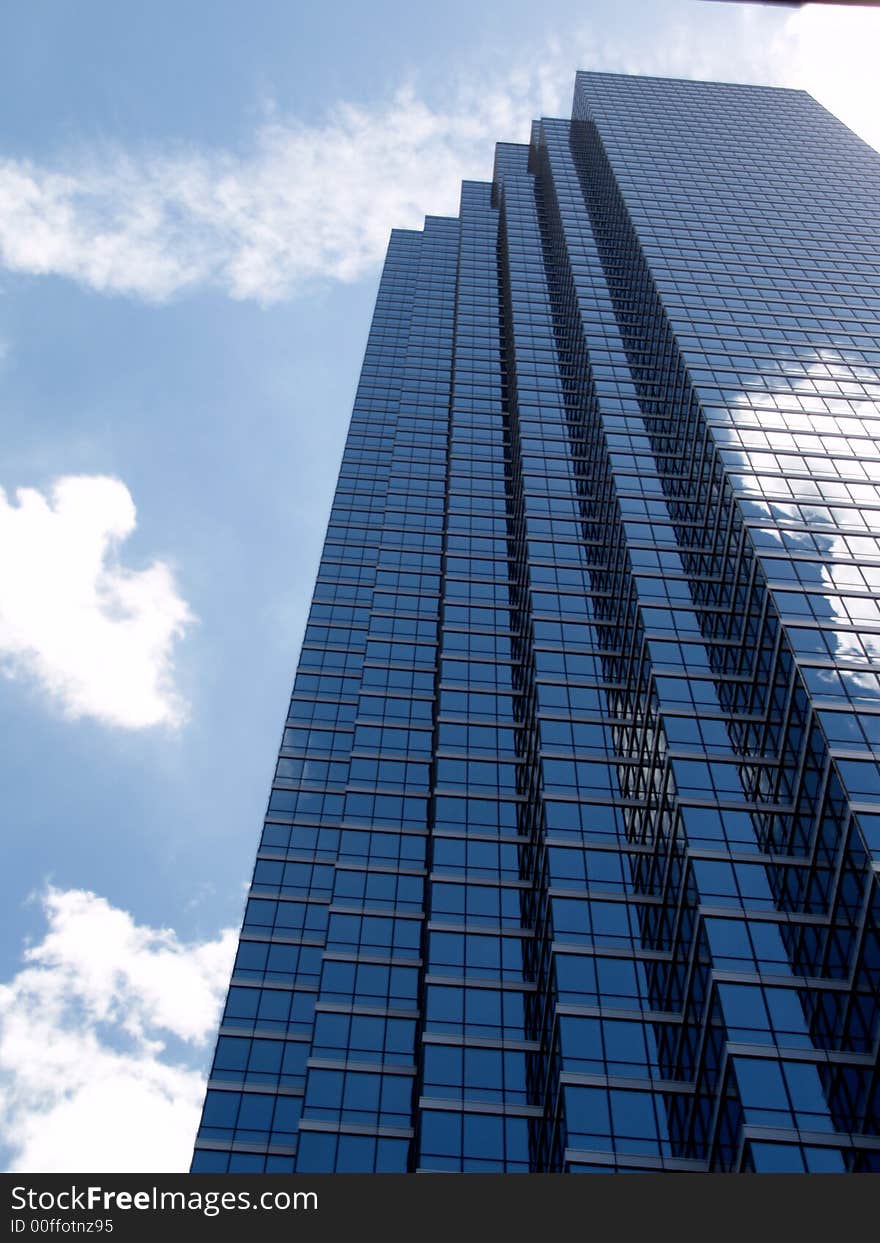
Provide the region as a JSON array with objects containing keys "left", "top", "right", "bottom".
[{"left": 191, "top": 71, "right": 880, "bottom": 1174}]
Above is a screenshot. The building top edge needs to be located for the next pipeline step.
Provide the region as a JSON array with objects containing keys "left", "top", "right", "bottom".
[{"left": 573, "top": 68, "right": 811, "bottom": 97}]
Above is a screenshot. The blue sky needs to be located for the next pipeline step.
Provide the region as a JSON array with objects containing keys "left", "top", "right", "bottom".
[{"left": 0, "top": 0, "right": 878, "bottom": 1172}]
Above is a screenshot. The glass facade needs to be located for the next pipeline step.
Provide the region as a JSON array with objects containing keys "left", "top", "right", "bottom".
[{"left": 192, "top": 71, "right": 880, "bottom": 1174}]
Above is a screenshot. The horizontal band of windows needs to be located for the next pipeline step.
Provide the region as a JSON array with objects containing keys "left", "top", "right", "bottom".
[
  {"left": 724, "top": 1042, "right": 874, "bottom": 1070},
  {"left": 419, "top": 1097, "right": 543, "bottom": 1118},
  {"left": 326, "top": 904, "right": 424, "bottom": 921},
  {"left": 297, "top": 1120, "right": 414, "bottom": 1139},
  {"left": 193, "top": 1141, "right": 298, "bottom": 1156},
  {"left": 424, "top": 973, "right": 536, "bottom": 992},
  {"left": 256, "top": 850, "right": 426, "bottom": 876},
  {"left": 266, "top": 799, "right": 431, "bottom": 825},
  {"left": 314, "top": 1001, "right": 423, "bottom": 1019},
  {"left": 247, "top": 889, "right": 331, "bottom": 906},
  {"left": 738, "top": 1124, "right": 880, "bottom": 1150},
  {"left": 321, "top": 949, "right": 424, "bottom": 968},
  {"left": 243, "top": 912, "right": 328, "bottom": 939},
  {"left": 423, "top": 1031, "right": 539, "bottom": 1052},
  {"left": 221, "top": 979, "right": 318, "bottom": 999},
  {"left": 561, "top": 1149, "right": 704, "bottom": 1172},
  {"left": 698, "top": 904, "right": 831, "bottom": 926},
  {"left": 233, "top": 930, "right": 326, "bottom": 949},
  {"left": 251, "top": 889, "right": 422, "bottom": 919},
  {"left": 558, "top": 1071, "right": 695, "bottom": 1094},
  {"left": 547, "top": 885, "right": 663, "bottom": 904},
  {"left": 428, "top": 874, "right": 530, "bottom": 892},
  {"left": 555, "top": 1002, "right": 682, "bottom": 1023},
  {"left": 260, "top": 825, "right": 430, "bottom": 858},
  {"left": 427, "top": 920, "right": 533, "bottom": 938},
  {"left": 231, "top": 950, "right": 320, "bottom": 980},
  {"left": 206, "top": 1080, "right": 304, "bottom": 1097},
  {"left": 306, "top": 1058, "right": 416, "bottom": 1076}
]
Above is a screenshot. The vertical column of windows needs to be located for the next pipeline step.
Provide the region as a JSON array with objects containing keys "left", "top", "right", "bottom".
[
  {"left": 192, "top": 233, "right": 421, "bottom": 1173},
  {"left": 495, "top": 142, "right": 684, "bottom": 1170},
  {"left": 521, "top": 126, "right": 706, "bottom": 1171},
  {"left": 416, "top": 181, "right": 533, "bottom": 1172},
  {"left": 295, "top": 217, "right": 460, "bottom": 1173}
]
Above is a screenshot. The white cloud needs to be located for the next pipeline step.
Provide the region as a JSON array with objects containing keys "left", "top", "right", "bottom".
[
  {"left": 0, "top": 79, "right": 557, "bottom": 304},
  {"left": 0, "top": 11, "right": 876, "bottom": 305},
  {"left": 762, "top": 5, "right": 880, "bottom": 154},
  {"left": 0, "top": 474, "right": 193, "bottom": 729},
  {"left": 0, "top": 887, "right": 236, "bottom": 1173}
]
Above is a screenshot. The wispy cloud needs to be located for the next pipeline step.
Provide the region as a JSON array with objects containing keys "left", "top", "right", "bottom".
[
  {"left": 0, "top": 75, "right": 557, "bottom": 304},
  {"left": 0, "top": 10, "right": 876, "bottom": 304},
  {"left": 0, "top": 887, "right": 235, "bottom": 1173},
  {"left": 0, "top": 475, "right": 194, "bottom": 729},
  {"left": 0, "top": 69, "right": 569, "bottom": 303}
]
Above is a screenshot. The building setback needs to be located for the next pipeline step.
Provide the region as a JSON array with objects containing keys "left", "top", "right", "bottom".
[{"left": 192, "top": 71, "right": 880, "bottom": 1173}]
